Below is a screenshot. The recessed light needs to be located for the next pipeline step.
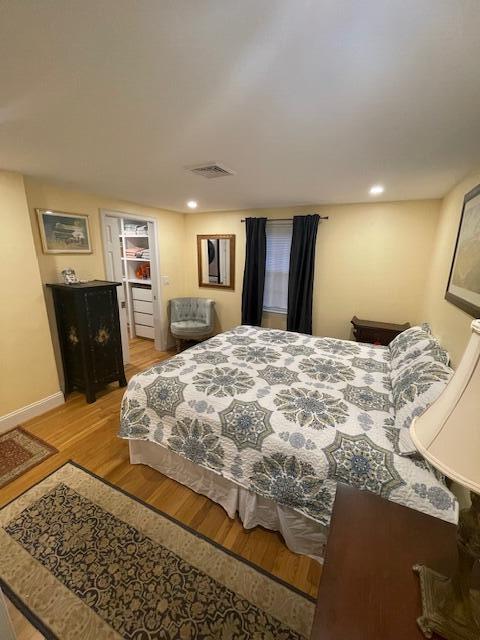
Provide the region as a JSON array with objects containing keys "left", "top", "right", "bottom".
[
  {"left": 369, "top": 185, "right": 384, "bottom": 196},
  {"left": 187, "top": 200, "right": 198, "bottom": 209}
]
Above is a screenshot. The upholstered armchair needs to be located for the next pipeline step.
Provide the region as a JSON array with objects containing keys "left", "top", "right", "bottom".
[{"left": 170, "top": 297, "right": 215, "bottom": 352}]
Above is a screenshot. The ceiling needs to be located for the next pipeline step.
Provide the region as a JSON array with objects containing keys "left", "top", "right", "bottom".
[{"left": 1, "top": 0, "right": 480, "bottom": 212}]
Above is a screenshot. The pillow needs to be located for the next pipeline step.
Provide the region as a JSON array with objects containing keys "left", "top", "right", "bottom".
[
  {"left": 391, "top": 354, "right": 452, "bottom": 432},
  {"left": 384, "top": 424, "right": 421, "bottom": 457},
  {"left": 389, "top": 325, "right": 449, "bottom": 374}
]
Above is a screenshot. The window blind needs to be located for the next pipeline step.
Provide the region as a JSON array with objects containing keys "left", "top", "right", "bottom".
[{"left": 263, "top": 221, "right": 293, "bottom": 313}]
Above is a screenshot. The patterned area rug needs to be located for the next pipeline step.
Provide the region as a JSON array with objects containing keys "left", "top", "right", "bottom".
[
  {"left": 0, "top": 427, "right": 57, "bottom": 488},
  {"left": 0, "top": 462, "right": 315, "bottom": 639}
]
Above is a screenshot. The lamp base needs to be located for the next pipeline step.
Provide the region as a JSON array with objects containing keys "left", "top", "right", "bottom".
[{"left": 413, "top": 564, "right": 480, "bottom": 640}]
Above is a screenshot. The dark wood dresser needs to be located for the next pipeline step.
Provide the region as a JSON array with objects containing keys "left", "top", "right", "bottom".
[
  {"left": 48, "top": 280, "right": 127, "bottom": 403},
  {"left": 351, "top": 315, "right": 410, "bottom": 345},
  {"left": 310, "top": 484, "right": 470, "bottom": 640}
]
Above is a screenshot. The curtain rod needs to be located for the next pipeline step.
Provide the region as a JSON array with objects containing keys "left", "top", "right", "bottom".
[{"left": 240, "top": 215, "right": 329, "bottom": 222}]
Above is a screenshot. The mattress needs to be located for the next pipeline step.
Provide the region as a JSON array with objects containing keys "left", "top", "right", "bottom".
[{"left": 119, "top": 325, "right": 458, "bottom": 531}]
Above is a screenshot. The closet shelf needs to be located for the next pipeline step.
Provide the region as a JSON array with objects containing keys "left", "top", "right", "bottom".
[
  {"left": 117, "top": 217, "right": 154, "bottom": 341},
  {"left": 120, "top": 234, "right": 149, "bottom": 238},
  {"left": 122, "top": 277, "right": 151, "bottom": 285},
  {"left": 128, "top": 278, "right": 152, "bottom": 285}
]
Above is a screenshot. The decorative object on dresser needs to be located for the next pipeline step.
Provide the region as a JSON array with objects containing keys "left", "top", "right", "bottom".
[
  {"left": 48, "top": 280, "right": 127, "bottom": 403},
  {"left": 409, "top": 319, "right": 480, "bottom": 640},
  {"left": 351, "top": 315, "right": 410, "bottom": 345},
  {"left": 169, "top": 297, "right": 215, "bottom": 352},
  {"left": 310, "top": 483, "right": 471, "bottom": 640},
  {"left": 197, "top": 234, "right": 235, "bottom": 290},
  {"left": 445, "top": 183, "right": 480, "bottom": 318},
  {"left": 36, "top": 208, "right": 92, "bottom": 254},
  {"left": 61, "top": 268, "right": 80, "bottom": 285}
]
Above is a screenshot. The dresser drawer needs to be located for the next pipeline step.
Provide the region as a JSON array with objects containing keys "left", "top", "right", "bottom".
[
  {"left": 135, "top": 324, "right": 154, "bottom": 339},
  {"left": 132, "top": 286, "right": 152, "bottom": 302},
  {"left": 133, "top": 299, "right": 153, "bottom": 314},
  {"left": 134, "top": 311, "right": 153, "bottom": 327}
]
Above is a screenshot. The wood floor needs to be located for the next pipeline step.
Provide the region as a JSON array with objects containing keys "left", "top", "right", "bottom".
[{"left": 3, "top": 337, "right": 322, "bottom": 637}]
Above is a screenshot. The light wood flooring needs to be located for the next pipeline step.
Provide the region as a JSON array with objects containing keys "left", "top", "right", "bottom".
[{"left": 3, "top": 337, "right": 322, "bottom": 638}]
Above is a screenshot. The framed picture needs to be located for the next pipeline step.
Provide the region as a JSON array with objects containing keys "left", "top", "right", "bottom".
[
  {"left": 445, "top": 184, "right": 480, "bottom": 317},
  {"left": 36, "top": 209, "right": 92, "bottom": 254}
]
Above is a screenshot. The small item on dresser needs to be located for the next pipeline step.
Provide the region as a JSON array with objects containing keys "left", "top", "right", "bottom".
[
  {"left": 61, "top": 268, "right": 79, "bottom": 285},
  {"left": 351, "top": 315, "right": 410, "bottom": 346},
  {"left": 47, "top": 280, "right": 127, "bottom": 403}
]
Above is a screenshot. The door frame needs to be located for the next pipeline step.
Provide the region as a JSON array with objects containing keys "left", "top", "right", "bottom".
[
  {"left": 100, "top": 209, "right": 166, "bottom": 353},
  {"left": 101, "top": 213, "right": 130, "bottom": 364}
]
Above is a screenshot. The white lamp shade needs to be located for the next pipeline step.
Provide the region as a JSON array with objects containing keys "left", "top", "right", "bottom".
[{"left": 409, "top": 319, "right": 480, "bottom": 494}]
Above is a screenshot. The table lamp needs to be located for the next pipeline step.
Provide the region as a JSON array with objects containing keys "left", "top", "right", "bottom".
[{"left": 410, "top": 319, "right": 480, "bottom": 640}]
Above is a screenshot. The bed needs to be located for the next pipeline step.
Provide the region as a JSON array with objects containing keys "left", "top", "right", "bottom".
[{"left": 119, "top": 324, "right": 458, "bottom": 560}]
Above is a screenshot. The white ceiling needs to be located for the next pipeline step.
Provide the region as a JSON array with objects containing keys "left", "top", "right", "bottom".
[{"left": 1, "top": 0, "right": 480, "bottom": 212}]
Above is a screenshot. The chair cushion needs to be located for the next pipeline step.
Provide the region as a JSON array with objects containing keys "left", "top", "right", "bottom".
[{"left": 171, "top": 320, "right": 211, "bottom": 337}]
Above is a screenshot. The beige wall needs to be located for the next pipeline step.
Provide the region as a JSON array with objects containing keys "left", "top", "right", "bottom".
[
  {"left": 0, "top": 176, "right": 186, "bottom": 417},
  {"left": 421, "top": 169, "right": 480, "bottom": 366},
  {"left": 4, "top": 167, "right": 477, "bottom": 420},
  {"left": 24, "top": 178, "right": 186, "bottom": 309},
  {"left": 184, "top": 200, "right": 441, "bottom": 339},
  {"left": 25, "top": 177, "right": 186, "bottom": 365},
  {"left": 0, "top": 171, "right": 60, "bottom": 415}
]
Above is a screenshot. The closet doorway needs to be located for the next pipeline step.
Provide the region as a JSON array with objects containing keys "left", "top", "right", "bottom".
[{"left": 101, "top": 210, "right": 165, "bottom": 362}]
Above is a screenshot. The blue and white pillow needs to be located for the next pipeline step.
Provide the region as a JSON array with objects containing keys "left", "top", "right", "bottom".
[
  {"left": 389, "top": 325, "right": 449, "bottom": 376},
  {"left": 391, "top": 354, "right": 452, "bottom": 433}
]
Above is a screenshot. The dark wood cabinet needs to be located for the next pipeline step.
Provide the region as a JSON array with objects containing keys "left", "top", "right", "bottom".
[
  {"left": 48, "top": 280, "right": 127, "bottom": 403},
  {"left": 351, "top": 315, "right": 410, "bottom": 346},
  {"left": 310, "top": 484, "right": 475, "bottom": 640}
]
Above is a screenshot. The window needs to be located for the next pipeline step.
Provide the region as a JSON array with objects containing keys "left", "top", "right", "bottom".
[{"left": 263, "top": 221, "right": 292, "bottom": 314}]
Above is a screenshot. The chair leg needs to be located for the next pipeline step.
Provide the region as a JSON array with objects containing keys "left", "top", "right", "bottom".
[{"left": 175, "top": 338, "right": 182, "bottom": 353}]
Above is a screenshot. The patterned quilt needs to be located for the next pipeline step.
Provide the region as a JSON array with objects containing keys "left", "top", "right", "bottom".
[{"left": 119, "top": 326, "right": 458, "bottom": 528}]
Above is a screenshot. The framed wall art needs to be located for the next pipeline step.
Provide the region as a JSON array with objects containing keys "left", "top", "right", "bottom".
[
  {"left": 445, "top": 184, "right": 480, "bottom": 317},
  {"left": 36, "top": 209, "right": 92, "bottom": 254}
]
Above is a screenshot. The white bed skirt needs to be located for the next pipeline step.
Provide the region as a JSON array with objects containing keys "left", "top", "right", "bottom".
[{"left": 129, "top": 440, "right": 327, "bottom": 562}]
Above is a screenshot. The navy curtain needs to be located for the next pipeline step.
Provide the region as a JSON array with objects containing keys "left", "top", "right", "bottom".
[
  {"left": 241, "top": 217, "right": 267, "bottom": 326},
  {"left": 287, "top": 214, "right": 320, "bottom": 334}
]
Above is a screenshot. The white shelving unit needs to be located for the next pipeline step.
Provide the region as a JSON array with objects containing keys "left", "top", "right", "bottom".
[{"left": 119, "top": 218, "right": 154, "bottom": 339}]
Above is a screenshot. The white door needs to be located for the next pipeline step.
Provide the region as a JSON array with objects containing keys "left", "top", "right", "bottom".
[
  {"left": 102, "top": 215, "right": 130, "bottom": 364},
  {"left": 147, "top": 221, "right": 165, "bottom": 351}
]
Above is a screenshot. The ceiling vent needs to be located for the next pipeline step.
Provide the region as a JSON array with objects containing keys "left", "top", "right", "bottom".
[{"left": 186, "top": 163, "right": 235, "bottom": 179}]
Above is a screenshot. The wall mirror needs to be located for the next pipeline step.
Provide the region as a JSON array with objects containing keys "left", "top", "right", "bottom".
[{"left": 197, "top": 234, "right": 235, "bottom": 290}]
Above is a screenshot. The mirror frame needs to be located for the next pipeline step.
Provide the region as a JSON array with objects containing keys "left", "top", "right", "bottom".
[{"left": 197, "top": 234, "right": 235, "bottom": 290}]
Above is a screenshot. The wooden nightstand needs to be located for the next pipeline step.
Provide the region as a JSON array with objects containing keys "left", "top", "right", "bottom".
[
  {"left": 310, "top": 484, "right": 477, "bottom": 640},
  {"left": 351, "top": 315, "right": 410, "bottom": 345}
]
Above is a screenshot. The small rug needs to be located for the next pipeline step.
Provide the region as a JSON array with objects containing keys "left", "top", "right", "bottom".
[
  {"left": 0, "top": 427, "right": 57, "bottom": 488},
  {"left": 0, "top": 462, "right": 315, "bottom": 639}
]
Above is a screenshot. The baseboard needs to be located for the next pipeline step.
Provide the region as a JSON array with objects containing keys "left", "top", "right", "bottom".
[{"left": 0, "top": 391, "right": 65, "bottom": 434}]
